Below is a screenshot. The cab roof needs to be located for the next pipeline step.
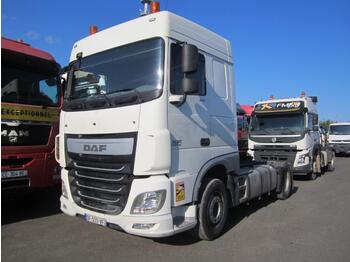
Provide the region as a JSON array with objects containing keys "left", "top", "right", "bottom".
[
  {"left": 254, "top": 96, "right": 318, "bottom": 114},
  {"left": 330, "top": 122, "right": 350, "bottom": 126},
  {"left": 1, "top": 37, "right": 56, "bottom": 62},
  {"left": 70, "top": 11, "right": 232, "bottom": 63}
]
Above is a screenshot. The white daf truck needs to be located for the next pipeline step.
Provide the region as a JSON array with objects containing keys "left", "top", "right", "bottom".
[
  {"left": 328, "top": 122, "right": 350, "bottom": 155},
  {"left": 56, "top": 4, "right": 293, "bottom": 240},
  {"left": 248, "top": 95, "right": 335, "bottom": 180}
]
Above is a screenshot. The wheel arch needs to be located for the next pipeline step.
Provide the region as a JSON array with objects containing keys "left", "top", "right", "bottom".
[{"left": 192, "top": 153, "right": 239, "bottom": 203}]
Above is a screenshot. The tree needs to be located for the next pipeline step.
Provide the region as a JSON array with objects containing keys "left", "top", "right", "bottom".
[{"left": 320, "top": 120, "right": 335, "bottom": 129}]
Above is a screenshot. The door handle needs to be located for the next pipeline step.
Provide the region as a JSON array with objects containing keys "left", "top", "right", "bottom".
[{"left": 201, "top": 138, "right": 210, "bottom": 146}]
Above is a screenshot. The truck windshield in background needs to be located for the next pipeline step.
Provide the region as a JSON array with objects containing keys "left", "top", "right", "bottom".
[
  {"left": 329, "top": 125, "right": 350, "bottom": 135},
  {"left": 250, "top": 113, "right": 305, "bottom": 135},
  {"left": 2, "top": 66, "right": 60, "bottom": 107},
  {"left": 65, "top": 38, "right": 164, "bottom": 108}
]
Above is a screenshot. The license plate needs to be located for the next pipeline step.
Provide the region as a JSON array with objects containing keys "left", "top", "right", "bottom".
[
  {"left": 1, "top": 170, "right": 28, "bottom": 179},
  {"left": 84, "top": 213, "right": 107, "bottom": 227}
]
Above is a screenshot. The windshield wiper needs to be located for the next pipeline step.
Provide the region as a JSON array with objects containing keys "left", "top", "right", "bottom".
[
  {"left": 275, "top": 127, "right": 297, "bottom": 135},
  {"left": 108, "top": 88, "right": 142, "bottom": 104},
  {"left": 251, "top": 129, "right": 273, "bottom": 135}
]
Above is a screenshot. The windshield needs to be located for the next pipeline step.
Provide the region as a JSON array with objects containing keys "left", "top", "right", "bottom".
[
  {"left": 251, "top": 113, "right": 305, "bottom": 135},
  {"left": 1, "top": 66, "right": 60, "bottom": 107},
  {"left": 66, "top": 38, "right": 164, "bottom": 106},
  {"left": 330, "top": 125, "right": 350, "bottom": 135}
]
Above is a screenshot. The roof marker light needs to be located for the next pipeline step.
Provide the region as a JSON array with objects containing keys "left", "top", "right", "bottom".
[
  {"left": 151, "top": 1, "right": 160, "bottom": 13},
  {"left": 89, "top": 25, "right": 98, "bottom": 35},
  {"left": 300, "top": 91, "right": 306, "bottom": 97}
]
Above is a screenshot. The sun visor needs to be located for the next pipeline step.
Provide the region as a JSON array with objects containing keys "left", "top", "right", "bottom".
[{"left": 253, "top": 101, "right": 305, "bottom": 114}]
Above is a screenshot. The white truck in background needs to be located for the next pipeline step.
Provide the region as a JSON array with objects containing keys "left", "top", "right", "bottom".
[
  {"left": 56, "top": 2, "right": 293, "bottom": 240},
  {"left": 328, "top": 122, "right": 350, "bottom": 155},
  {"left": 248, "top": 95, "right": 335, "bottom": 180}
]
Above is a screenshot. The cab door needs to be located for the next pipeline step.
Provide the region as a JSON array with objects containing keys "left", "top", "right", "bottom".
[{"left": 167, "top": 41, "right": 211, "bottom": 178}]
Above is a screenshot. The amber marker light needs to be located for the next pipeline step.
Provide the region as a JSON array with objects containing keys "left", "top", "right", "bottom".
[{"left": 89, "top": 25, "right": 98, "bottom": 35}]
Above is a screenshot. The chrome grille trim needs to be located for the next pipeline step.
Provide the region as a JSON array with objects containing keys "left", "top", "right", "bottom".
[
  {"left": 76, "top": 181, "right": 123, "bottom": 193},
  {"left": 75, "top": 171, "right": 125, "bottom": 182},
  {"left": 73, "top": 162, "right": 125, "bottom": 172}
]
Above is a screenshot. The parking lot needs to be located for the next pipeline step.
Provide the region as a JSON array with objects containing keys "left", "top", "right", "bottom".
[{"left": 2, "top": 156, "right": 350, "bottom": 262}]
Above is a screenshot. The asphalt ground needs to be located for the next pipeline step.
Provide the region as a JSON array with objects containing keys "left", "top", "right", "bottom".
[{"left": 2, "top": 156, "right": 350, "bottom": 262}]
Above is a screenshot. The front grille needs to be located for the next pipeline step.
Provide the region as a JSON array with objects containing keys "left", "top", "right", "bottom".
[
  {"left": 1, "top": 123, "right": 51, "bottom": 146},
  {"left": 68, "top": 168, "right": 133, "bottom": 214},
  {"left": 66, "top": 133, "right": 136, "bottom": 215},
  {"left": 254, "top": 145, "right": 297, "bottom": 165}
]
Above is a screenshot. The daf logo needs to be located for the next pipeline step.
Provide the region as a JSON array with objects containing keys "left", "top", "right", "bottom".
[
  {"left": 271, "top": 137, "right": 277, "bottom": 143},
  {"left": 1, "top": 129, "right": 29, "bottom": 143},
  {"left": 83, "top": 144, "right": 107, "bottom": 152}
]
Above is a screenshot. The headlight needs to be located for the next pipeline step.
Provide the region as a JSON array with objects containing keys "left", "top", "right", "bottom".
[
  {"left": 131, "top": 190, "right": 166, "bottom": 215},
  {"left": 297, "top": 154, "right": 309, "bottom": 164},
  {"left": 62, "top": 180, "right": 68, "bottom": 199},
  {"left": 55, "top": 135, "right": 60, "bottom": 162}
]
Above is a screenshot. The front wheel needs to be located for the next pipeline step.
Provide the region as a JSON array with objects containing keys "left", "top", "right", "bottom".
[{"left": 192, "top": 178, "right": 229, "bottom": 241}]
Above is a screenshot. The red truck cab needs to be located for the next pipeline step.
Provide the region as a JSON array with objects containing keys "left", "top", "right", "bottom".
[
  {"left": 237, "top": 104, "right": 253, "bottom": 158},
  {"left": 1, "top": 37, "right": 62, "bottom": 191}
]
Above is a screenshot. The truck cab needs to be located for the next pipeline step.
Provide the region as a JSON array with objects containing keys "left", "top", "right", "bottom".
[
  {"left": 248, "top": 96, "right": 323, "bottom": 179},
  {"left": 328, "top": 122, "right": 350, "bottom": 155},
  {"left": 58, "top": 8, "right": 292, "bottom": 240},
  {"left": 1, "top": 37, "right": 62, "bottom": 191}
]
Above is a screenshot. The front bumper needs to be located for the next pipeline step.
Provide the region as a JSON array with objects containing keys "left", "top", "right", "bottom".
[
  {"left": 60, "top": 169, "right": 196, "bottom": 238},
  {"left": 292, "top": 163, "right": 312, "bottom": 175},
  {"left": 1, "top": 150, "right": 60, "bottom": 190},
  {"left": 329, "top": 143, "right": 350, "bottom": 154}
]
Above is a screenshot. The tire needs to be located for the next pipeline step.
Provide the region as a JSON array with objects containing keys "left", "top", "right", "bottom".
[
  {"left": 277, "top": 169, "right": 293, "bottom": 200},
  {"left": 308, "top": 154, "right": 320, "bottom": 180},
  {"left": 327, "top": 152, "right": 335, "bottom": 172},
  {"left": 191, "top": 178, "right": 229, "bottom": 241}
]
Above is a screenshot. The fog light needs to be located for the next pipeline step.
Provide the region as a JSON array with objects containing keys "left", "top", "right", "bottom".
[
  {"left": 131, "top": 190, "right": 166, "bottom": 214},
  {"left": 132, "top": 223, "right": 156, "bottom": 230},
  {"left": 62, "top": 180, "right": 68, "bottom": 199}
]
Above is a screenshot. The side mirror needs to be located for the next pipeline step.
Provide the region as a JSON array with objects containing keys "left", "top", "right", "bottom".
[
  {"left": 45, "top": 78, "right": 57, "bottom": 86},
  {"left": 182, "top": 78, "right": 199, "bottom": 95},
  {"left": 181, "top": 43, "right": 198, "bottom": 73}
]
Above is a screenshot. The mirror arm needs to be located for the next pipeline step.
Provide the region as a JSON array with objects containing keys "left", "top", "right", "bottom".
[{"left": 169, "top": 94, "right": 186, "bottom": 107}]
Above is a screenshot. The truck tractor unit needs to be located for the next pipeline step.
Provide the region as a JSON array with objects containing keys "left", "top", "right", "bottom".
[
  {"left": 1, "top": 37, "right": 62, "bottom": 191},
  {"left": 248, "top": 95, "right": 335, "bottom": 180},
  {"left": 328, "top": 122, "right": 350, "bottom": 155},
  {"left": 57, "top": 3, "right": 293, "bottom": 240}
]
